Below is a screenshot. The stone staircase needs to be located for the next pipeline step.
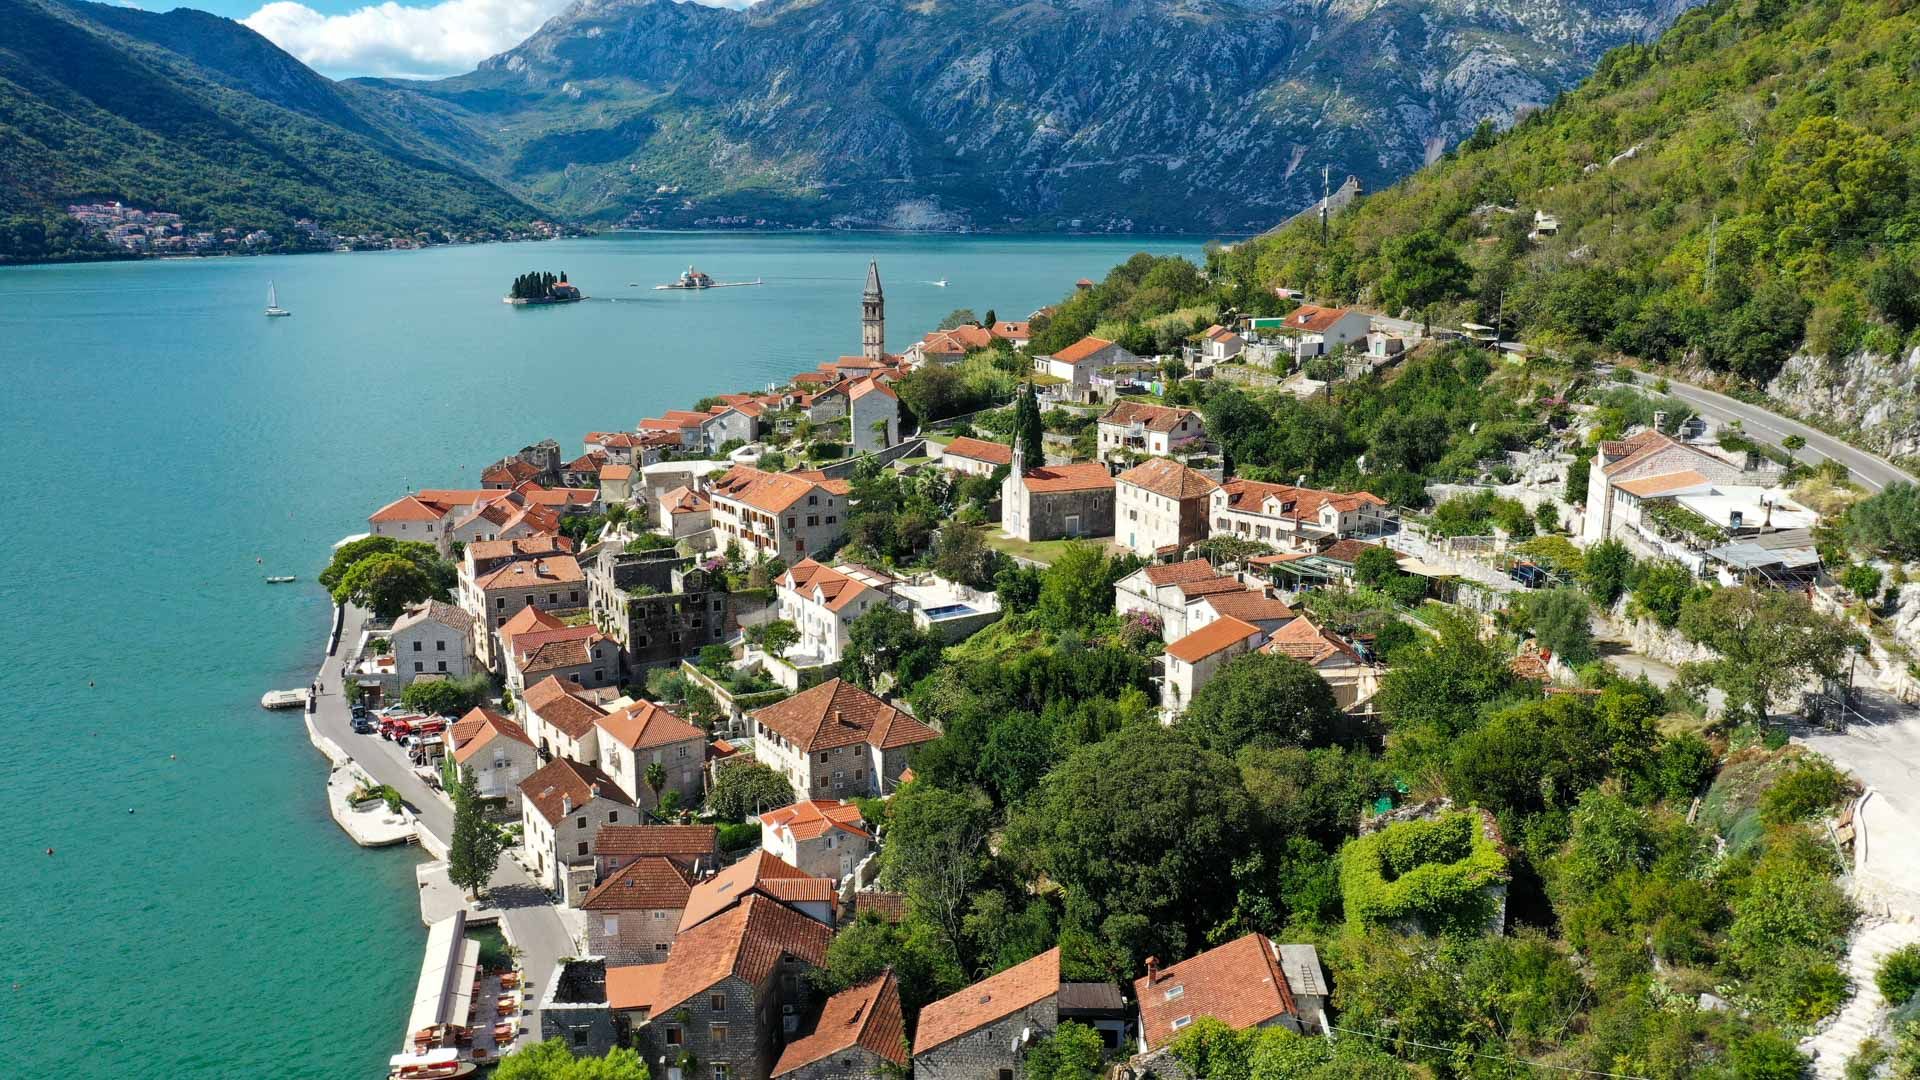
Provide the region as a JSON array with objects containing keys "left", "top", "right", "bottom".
[{"left": 1800, "top": 917, "right": 1920, "bottom": 1078}]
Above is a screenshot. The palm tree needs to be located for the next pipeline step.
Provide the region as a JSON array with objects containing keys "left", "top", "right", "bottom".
[
  {"left": 645, "top": 761, "right": 666, "bottom": 808},
  {"left": 870, "top": 417, "right": 893, "bottom": 449}
]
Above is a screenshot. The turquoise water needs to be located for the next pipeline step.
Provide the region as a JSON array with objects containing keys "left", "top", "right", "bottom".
[{"left": 0, "top": 231, "right": 1198, "bottom": 1078}]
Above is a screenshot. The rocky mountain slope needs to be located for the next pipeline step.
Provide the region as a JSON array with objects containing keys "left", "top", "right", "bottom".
[
  {"left": 0, "top": 0, "right": 536, "bottom": 260},
  {"left": 362, "top": 0, "right": 1691, "bottom": 232}
]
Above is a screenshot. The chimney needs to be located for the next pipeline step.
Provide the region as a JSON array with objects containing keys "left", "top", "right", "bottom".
[
  {"left": 561, "top": 795, "right": 573, "bottom": 816},
  {"left": 835, "top": 709, "right": 846, "bottom": 726},
  {"left": 590, "top": 783, "right": 601, "bottom": 799},
  {"left": 1146, "top": 956, "right": 1161, "bottom": 983}
]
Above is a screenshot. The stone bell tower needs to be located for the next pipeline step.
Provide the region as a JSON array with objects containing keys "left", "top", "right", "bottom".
[{"left": 861, "top": 259, "right": 885, "bottom": 362}]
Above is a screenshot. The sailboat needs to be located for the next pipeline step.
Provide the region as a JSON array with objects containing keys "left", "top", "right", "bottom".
[{"left": 264, "top": 281, "right": 291, "bottom": 317}]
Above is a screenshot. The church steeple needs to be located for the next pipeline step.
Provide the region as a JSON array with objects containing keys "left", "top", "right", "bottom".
[{"left": 861, "top": 259, "right": 885, "bottom": 362}]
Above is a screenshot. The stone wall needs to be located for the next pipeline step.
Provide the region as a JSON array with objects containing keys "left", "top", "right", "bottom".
[
  {"left": 585, "top": 906, "right": 681, "bottom": 965},
  {"left": 914, "top": 998, "right": 1058, "bottom": 1080},
  {"left": 1603, "top": 600, "right": 1715, "bottom": 669},
  {"left": 637, "top": 968, "right": 812, "bottom": 1080},
  {"left": 1020, "top": 487, "right": 1116, "bottom": 542},
  {"left": 778, "top": 1046, "right": 897, "bottom": 1080}
]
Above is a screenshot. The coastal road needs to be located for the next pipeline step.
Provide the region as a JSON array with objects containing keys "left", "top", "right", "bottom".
[
  {"left": 1364, "top": 313, "right": 1915, "bottom": 492},
  {"left": 310, "top": 604, "right": 576, "bottom": 1047}
]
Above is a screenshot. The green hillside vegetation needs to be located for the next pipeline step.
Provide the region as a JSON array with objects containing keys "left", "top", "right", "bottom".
[
  {"left": 1218, "top": 0, "right": 1920, "bottom": 384},
  {"left": 0, "top": 0, "right": 535, "bottom": 262}
]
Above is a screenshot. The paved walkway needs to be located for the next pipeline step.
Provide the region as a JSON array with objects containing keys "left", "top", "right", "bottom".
[
  {"left": 1798, "top": 685, "right": 1920, "bottom": 910},
  {"left": 309, "top": 603, "right": 578, "bottom": 1044}
]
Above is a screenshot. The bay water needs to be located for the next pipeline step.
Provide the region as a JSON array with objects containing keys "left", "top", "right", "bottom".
[{"left": 0, "top": 231, "right": 1198, "bottom": 1078}]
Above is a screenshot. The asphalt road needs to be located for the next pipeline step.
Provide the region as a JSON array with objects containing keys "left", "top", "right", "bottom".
[{"left": 311, "top": 604, "right": 576, "bottom": 1043}]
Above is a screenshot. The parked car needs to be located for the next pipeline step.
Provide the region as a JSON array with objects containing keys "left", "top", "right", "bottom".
[
  {"left": 351, "top": 717, "right": 376, "bottom": 734},
  {"left": 350, "top": 703, "right": 368, "bottom": 719}
]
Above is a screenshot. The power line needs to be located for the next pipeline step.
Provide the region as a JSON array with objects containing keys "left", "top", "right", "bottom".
[{"left": 1322, "top": 1024, "right": 1657, "bottom": 1080}]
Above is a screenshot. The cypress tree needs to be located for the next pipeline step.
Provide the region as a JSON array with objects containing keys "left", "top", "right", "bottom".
[
  {"left": 447, "top": 764, "right": 503, "bottom": 900},
  {"left": 1014, "top": 380, "right": 1044, "bottom": 469}
]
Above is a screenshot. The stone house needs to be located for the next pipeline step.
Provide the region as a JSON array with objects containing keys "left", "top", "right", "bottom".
[
  {"left": 520, "top": 757, "right": 638, "bottom": 901},
  {"left": 586, "top": 547, "right": 733, "bottom": 674},
  {"left": 368, "top": 493, "right": 458, "bottom": 550},
  {"left": 592, "top": 823, "right": 721, "bottom": 881},
  {"left": 448, "top": 706, "right": 538, "bottom": 813},
  {"left": 540, "top": 958, "right": 620, "bottom": 1058},
  {"left": 848, "top": 378, "right": 899, "bottom": 454},
  {"left": 505, "top": 625, "right": 619, "bottom": 693},
  {"left": 770, "top": 971, "right": 909, "bottom": 1080},
  {"left": 936, "top": 436, "right": 1013, "bottom": 478},
  {"left": 1033, "top": 337, "right": 1140, "bottom": 403},
  {"left": 659, "top": 485, "right": 714, "bottom": 540},
  {"left": 466, "top": 535, "right": 575, "bottom": 575},
  {"left": 581, "top": 856, "right": 693, "bottom": 965},
  {"left": 1096, "top": 401, "right": 1208, "bottom": 464},
  {"left": 1116, "top": 458, "right": 1218, "bottom": 557},
  {"left": 803, "top": 383, "right": 849, "bottom": 423},
  {"left": 1162, "top": 616, "right": 1266, "bottom": 713},
  {"left": 563, "top": 451, "right": 608, "bottom": 489},
  {"left": 639, "top": 893, "right": 834, "bottom": 1080},
  {"left": 594, "top": 700, "right": 707, "bottom": 809},
  {"left": 459, "top": 554, "right": 588, "bottom": 670},
  {"left": 389, "top": 601, "right": 478, "bottom": 684},
  {"left": 1580, "top": 428, "right": 1752, "bottom": 546},
  {"left": 749, "top": 679, "right": 939, "bottom": 799},
  {"left": 1183, "top": 587, "right": 1297, "bottom": 637},
  {"left": 758, "top": 800, "right": 871, "bottom": 883},
  {"left": 1261, "top": 617, "right": 1381, "bottom": 711},
  {"left": 445, "top": 495, "right": 562, "bottom": 552},
  {"left": 990, "top": 320, "right": 1032, "bottom": 349},
  {"left": 1001, "top": 457, "right": 1115, "bottom": 542},
  {"left": 600, "top": 463, "right": 636, "bottom": 506},
  {"left": 913, "top": 947, "right": 1064, "bottom": 1080},
  {"left": 1209, "top": 479, "right": 1393, "bottom": 552},
  {"left": 483, "top": 456, "right": 544, "bottom": 489},
  {"left": 680, "top": 851, "right": 837, "bottom": 934},
  {"left": 1133, "top": 935, "right": 1328, "bottom": 1053},
  {"left": 707, "top": 465, "right": 850, "bottom": 561},
  {"left": 1113, "top": 559, "right": 1246, "bottom": 641},
  {"left": 521, "top": 675, "right": 609, "bottom": 766}
]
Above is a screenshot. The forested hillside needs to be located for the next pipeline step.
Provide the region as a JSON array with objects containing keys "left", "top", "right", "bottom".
[
  {"left": 0, "top": 0, "right": 535, "bottom": 262},
  {"left": 1220, "top": 0, "right": 1920, "bottom": 390}
]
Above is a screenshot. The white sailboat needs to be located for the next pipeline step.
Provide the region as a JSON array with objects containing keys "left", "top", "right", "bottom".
[{"left": 264, "top": 281, "right": 291, "bottom": 317}]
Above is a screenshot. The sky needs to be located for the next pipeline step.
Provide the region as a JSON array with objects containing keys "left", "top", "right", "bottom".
[{"left": 136, "top": 0, "right": 754, "bottom": 80}]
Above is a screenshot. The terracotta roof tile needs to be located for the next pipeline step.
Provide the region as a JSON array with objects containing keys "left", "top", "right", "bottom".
[
  {"left": 592, "top": 824, "right": 720, "bottom": 860},
  {"left": 1018, "top": 462, "right": 1114, "bottom": 494},
  {"left": 773, "top": 972, "right": 909, "bottom": 1075},
  {"left": 654, "top": 894, "right": 833, "bottom": 1015},
  {"left": 760, "top": 799, "right": 870, "bottom": 842},
  {"left": 1615, "top": 469, "right": 1709, "bottom": 497},
  {"left": 1176, "top": 576, "right": 1249, "bottom": 599},
  {"left": 473, "top": 556, "right": 585, "bottom": 591},
  {"left": 451, "top": 707, "right": 534, "bottom": 765},
  {"left": 1118, "top": 458, "right": 1219, "bottom": 501},
  {"left": 606, "top": 964, "right": 664, "bottom": 1012},
  {"left": 370, "top": 494, "right": 450, "bottom": 523},
  {"left": 1142, "top": 559, "right": 1222, "bottom": 586},
  {"left": 1260, "top": 616, "right": 1362, "bottom": 667},
  {"left": 1134, "top": 933, "right": 1299, "bottom": 1051},
  {"left": 1100, "top": 400, "right": 1200, "bottom": 434},
  {"left": 678, "top": 851, "right": 826, "bottom": 932},
  {"left": 915, "top": 948, "right": 1061, "bottom": 1054},
  {"left": 1051, "top": 336, "right": 1116, "bottom": 364},
  {"left": 751, "top": 679, "right": 939, "bottom": 754},
  {"left": 519, "top": 757, "right": 633, "bottom": 824},
  {"left": 708, "top": 465, "right": 822, "bottom": 514},
  {"left": 940, "top": 437, "right": 1013, "bottom": 466},
  {"left": 596, "top": 700, "right": 705, "bottom": 751},
  {"left": 1199, "top": 590, "right": 1296, "bottom": 625},
  {"left": 1273, "top": 304, "right": 1358, "bottom": 334},
  {"left": 580, "top": 856, "right": 693, "bottom": 912},
  {"left": 524, "top": 677, "right": 608, "bottom": 739},
  {"left": 1165, "top": 616, "right": 1264, "bottom": 664}
]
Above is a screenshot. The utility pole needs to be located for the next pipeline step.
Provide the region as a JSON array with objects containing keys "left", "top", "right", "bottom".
[
  {"left": 1609, "top": 178, "right": 1617, "bottom": 238},
  {"left": 1705, "top": 212, "right": 1719, "bottom": 295},
  {"left": 1494, "top": 289, "right": 1505, "bottom": 348}
]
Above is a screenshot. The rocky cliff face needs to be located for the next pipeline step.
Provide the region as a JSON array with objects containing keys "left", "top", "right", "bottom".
[
  {"left": 375, "top": 0, "right": 1692, "bottom": 231},
  {"left": 1769, "top": 348, "right": 1920, "bottom": 464}
]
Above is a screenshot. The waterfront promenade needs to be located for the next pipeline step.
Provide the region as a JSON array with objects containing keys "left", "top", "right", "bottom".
[{"left": 309, "top": 603, "right": 577, "bottom": 1043}]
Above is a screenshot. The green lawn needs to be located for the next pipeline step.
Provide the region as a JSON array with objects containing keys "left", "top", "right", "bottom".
[{"left": 983, "top": 530, "right": 1125, "bottom": 566}]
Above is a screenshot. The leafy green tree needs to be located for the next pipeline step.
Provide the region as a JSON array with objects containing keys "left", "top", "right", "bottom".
[
  {"left": 1025, "top": 1022, "right": 1105, "bottom": 1080},
  {"left": 1352, "top": 545, "right": 1402, "bottom": 588},
  {"left": 994, "top": 561, "right": 1044, "bottom": 613},
  {"left": 1008, "top": 724, "right": 1254, "bottom": 958},
  {"left": 644, "top": 761, "right": 667, "bottom": 806},
  {"left": 1582, "top": 539, "right": 1634, "bottom": 605},
  {"left": 1181, "top": 653, "right": 1346, "bottom": 753},
  {"left": 707, "top": 761, "right": 795, "bottom": 819},
  {"left": 1878, "top": 944, "right": 1920, "bottom": 1008},
  {"left": 1842, "top": 563, "right": 1884, "bottom": 601},
  {"left": 320, "top": 536, "right": 443, "bottom": 592},
  {"left": 744, "top": 619, "right": 800, "bottom": 657},
  {"left": 1517, "top": 587, "right": 1596, "bottom": 666},
  {"left": 932, "top": 525, "right": 1000, "bottom": 590},
  {"left": 401, "top": 674, "right": 490, "bottom": 716},
  {"left": 1037, "top": 542, "right": 1122, "bottom": 630},
  {"left": 1631, "top": 559, "right": 1699, "bottom": 628},
  {"left": 494, "top": 1040, "right": 651, "bottom": 1080},
  {"left": 447, "top": 765, "right": 503, "bottom": 900},
  {"left": 335, "top": 552, "right": 437, "bottom": 619},
  {"left": 1759, "top": 756, "right": 1853, "bottom": 825},
  {"left": 821, "top": 912, "right": 966, "bottom": 1025},
  {"left": 1377, "top": 607, "right": 1517, "bottom": 740},
  {"left": 1237, "top": 744, "right": 1381, "bottom": 848},
  {"left": 843, "top": 606, "right": 936, "bottom": 689},
  {"left": 1377, "top": 229, "right": 1471, "bottom": 313},
  {"left": 1846, "top": 482, "right": 1920, "bottom": 561},
  {"left": 878, "top": 782, "right": 994, "bottom": 950},
  {"left": 937, "top": 308, "right": 979, "bottom": 330},
  {"left": 1678, "top": 587, "right": 1864, "bottom": 723}
]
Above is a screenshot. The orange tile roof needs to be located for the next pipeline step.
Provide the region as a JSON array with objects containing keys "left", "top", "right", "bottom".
[
  {"left": 1274, "top": 304, "right": 1358, "bottom": 334},
  {"left": 1100, "top": 400, "right": 1199, "bottom": 433},
  {"left": 1052, "top": 336, "right": 1116, "bottom": 364},
  {"left": 654, "top": 893, "right": 834, "bottom": 1015},
  {"left": 1218, "top": 478, "right": 1386, "bottom": 522},
  {"left": 473, "top": 556, "right": 585, "bottom": 591},
  {"left": 599, "top": 464, "right": 634, "bottom": 480},
  {"left": 916, "top": 948, "right": 1061, "bottom": 1054},
  {"left": 522, "top": 673, "right": 588, "bottom": 710},
  {"left": 773, "top": 972, "right": 910, "bottom": 1075},
  {"left": 524, "top": 677, "right": 607, "bottom": 739},
  {"left": 1615, "top": 469, "right": 1710, "bottom": 497},
  {"left": 709, "top": 465, "right": 821, "bottom": 514},
  {"left": 580, "top": 856, "right": 693, "bottom": 911},
  {"left": 782, "top": 560, "right": 880, "bottom": 614},
  {"left": 760, "top": 799, "right": 870, "bottom": 842},
  {"left": 596, "top": 700, "right": 705, "bottom": 752},
  {"left": 469, "top": 536, "right": 573, "bottom": 564},
  {"left": 1018, "top": 462, "right": 1114, "bottom": 494},
  {"left": 1134, "top": 933, "right": 1298, "bottom": 1051},
  {"left": 661, "top": 484, "right": 712, "bottom": 515},
  {"left": 1261, "top": 616, "right": 1362, "bottom": 666},
  {"left": 990, "top": 321, "right": 1031, "bottom": 340},
  {"left": 370, "top": 495, "right": 449, "bottom": 523},
  {"left": 1199, "top": 590, "right": 1296, "bottom": 625},
  {"left": 1165, "top": 615, "right": 1264, "bottom": 664},
  {"left": 850, "top": 377, "right": 896, "bottom": 401},
  {"left": 678, "top": 850, "right": 824, "bottom": 933},
  {"left": 451, "top": 707, "right": 534, "bottom": 765},
  {"left": 592, "top": 824, "right": 720, "bottom": 860},
  {"left": 1141, "top": 559, "right": 1222, "bottom": 586},
  {"left": 940, "top": 437, "right": 1013, "bottom": 466},
  {"left": 1315, "top": 538, "right": 1380, "bottom": 564},
  {"left": 1117, "top": 458, "right": 1219, "bottom": 501},
  {"left": 519, "top": 757, "right": 633, "bottom": 825},
  {"left": 751, "top": 679, "right": 939, "bottom": 754},
  {"left": 1176, "top": 576, "right": 1249, "bottom": 600},
  {"left": 606, "top": 964, "right": 665, "bottom": 1012}
]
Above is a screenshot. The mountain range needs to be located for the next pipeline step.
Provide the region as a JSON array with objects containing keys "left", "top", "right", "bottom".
[{"left": 0, "top": 0, "right": 1697, "bottom": 258}]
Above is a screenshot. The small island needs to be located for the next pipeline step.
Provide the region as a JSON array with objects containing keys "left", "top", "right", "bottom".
[{"left": 503, "top": 270, "right": 583, "bottom": 305}]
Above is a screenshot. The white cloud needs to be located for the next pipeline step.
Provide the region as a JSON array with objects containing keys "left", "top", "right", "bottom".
[{"left": 243, "top": 0, "right": 571, "bottom": 78}]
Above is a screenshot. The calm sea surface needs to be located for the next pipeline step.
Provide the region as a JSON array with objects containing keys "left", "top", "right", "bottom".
[{"left": 0, "top": 231, "right": 1200, "bottom": 1078}]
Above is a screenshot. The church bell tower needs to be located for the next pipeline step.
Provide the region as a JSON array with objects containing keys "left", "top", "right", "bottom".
[{"left": 862, "top": 259, "right": 885, "bottom": 362}]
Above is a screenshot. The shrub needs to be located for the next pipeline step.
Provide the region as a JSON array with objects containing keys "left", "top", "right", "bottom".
[
  {"left": 1878, "top": 944, "right": 1920, "bottom": 1008},
  {"left": 1341, "top": 811, "right": 1509, "bottom": 933},
  {"left": 715, "top": 821, "right": 761, "bottom": 852},
  {"left": 1843, "top": 563, "right": 1884, "bottom": 602},
  {"left": 1760, "top": 757, "right": 1853, "bottom": 825}
]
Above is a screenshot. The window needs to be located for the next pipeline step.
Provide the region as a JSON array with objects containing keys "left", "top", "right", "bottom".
[
  {"left": 608, "top": 811, "right": 619, "bottom": 823},
  {"left": 713, "top": 1065, "right": 731, "bottom": 1080},
  {"left": 999, "top": 1071, "right": 1014, "bottom": 1080},
  {"left": 414, "top": 662, "right": 424, "bottom": 673},
  {"left": 593, "top": 669, "right": 603, "bottom": 681},
  {"left": 496, "top": 598, "right": 507, "bottom": 610},
  {"left": 571, "top": 1026, "right": 589, "bottom": 1047},
  {"left": 576, "top": 841, "right": 589, "bottom": 856},
  {"left": 436, "top": 639, "right": 447, "bottom": 652},
  {"left": 413, "top": 640, "right": 423, "bottom": 652},
  {"left": 603, "top": 915, "right": 619, "bottom": 935},
  {"left": 1172, "top": 1015, "right": 1193, "bottom": 1031},
  {"left": 678, "top": 746, "right": 690, "bottom": 759},
  {"left": 664, "top": 1027, "right": 682, "bottom": 1046},
  {"left": 1164, "top": 985, "right": 1185, "bottom": 1001},
  {"left": 576, "top": 816, "right": 587, "bottom": 829},
  {"left": 806, "top": 515, "right": 818, "bottom": 526},
  {"left": 712, "top": 599, "right": 723, "bottom": 611},
  {"left": 570, "top": 591, "right": 580, "bottom": 603},
  {"left": 825, "top": 515, "right": 836, "bottom": 525},
  {"left": 818, "top": 753, "right": 830, "bottom": 764},
  {"left": 711, "top": 993, "right": 726, "bottom": 1012},
  {"left": 548, "top": 593, "right": 558, "bottom": 604},
  {"left": 437, "top": 661, "right": 447, "bottom": 673},
  {"left": 654, "top": 910, "right": 669, "bottom": 920}
]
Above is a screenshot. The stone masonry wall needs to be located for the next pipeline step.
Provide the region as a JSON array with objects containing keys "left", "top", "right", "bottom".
[{"left": 915, "top": 998, "right": 1058, "bottom": 1080}]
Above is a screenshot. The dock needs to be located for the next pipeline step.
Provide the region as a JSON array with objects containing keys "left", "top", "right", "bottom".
[
  {"left": 327, "top": 763, "right": 418, "bottom": 847},
  {"left": 261, "top": 688, "right": 309, "bottom": 710}
]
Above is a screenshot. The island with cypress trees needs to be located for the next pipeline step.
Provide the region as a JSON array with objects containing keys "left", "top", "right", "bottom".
[{"left": 504, "top": 270, "right": 584, "bottom": 305}]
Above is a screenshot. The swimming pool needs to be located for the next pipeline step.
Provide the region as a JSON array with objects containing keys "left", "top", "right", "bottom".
[{"left": 921, "top": 603, "right": 978, "bottom": 620}]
